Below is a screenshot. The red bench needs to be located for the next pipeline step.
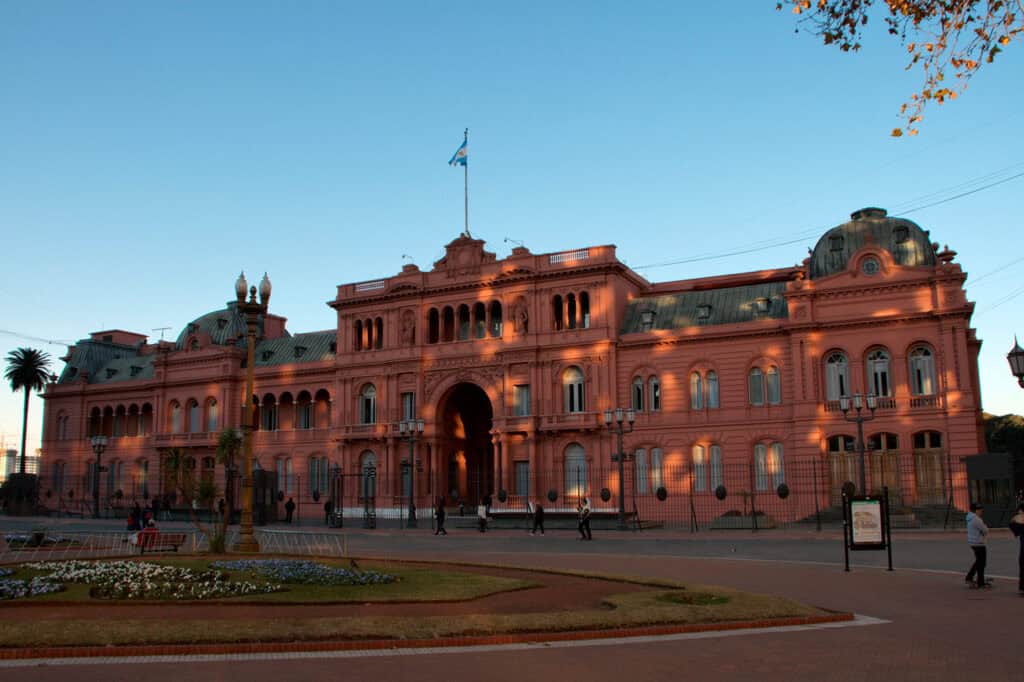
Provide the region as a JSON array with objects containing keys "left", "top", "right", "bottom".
[{"left": 137, "top": 531, "right": 187, "bottom": 554}]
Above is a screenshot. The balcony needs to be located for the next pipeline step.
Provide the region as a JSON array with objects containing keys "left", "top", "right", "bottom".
[
  {"left": 538, "top": 412, "right": 600, "bottom": 432},
  {"left": 340, "top": 423, "right": 389, "bottom": 440},
  {"left": 909, "top": 395, "right": 941, "bottom": 408},
  {"left": 824, "top": 397, "right": 898, "bottom": 412},
  {"left": 153, "top": 431, "right": 217, "bottom": 447},
  {"left": 252, "top": 427, "right": 334, "bottom": 444}
]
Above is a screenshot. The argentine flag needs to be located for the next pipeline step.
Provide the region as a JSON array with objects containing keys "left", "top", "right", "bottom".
[{"left": 448, "top": 139, "right": 467, "bottom": 167}]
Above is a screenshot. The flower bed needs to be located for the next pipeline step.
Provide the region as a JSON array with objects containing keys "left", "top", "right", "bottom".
[
  {"left": 210, "top": 559, "right": 396, "bottom": 586},
  {"left": 22, "top": 560, "right": 280, "bottom": 600},
  {"left": 0, "top": 576, "right": 65, "bottom": 600}
]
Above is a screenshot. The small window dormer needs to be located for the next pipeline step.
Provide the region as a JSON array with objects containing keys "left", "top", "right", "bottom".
[
  {"left": 829, "top": 235, "right": 844, "bottom": 251},
  {"left": 697, "top": 304, "right": 712, "bottom": 322},
  {"left": 755, "top": 297, "right": 770, "bottom": 314},
  {"left": 106, "top": 368, "right": 118, "bottom": 379},
  {"left": 130, "top": 365, "right": 142, "bottom": 377},
  {"left": 216, "top": 317, "right": 228, "bottom": 330},
  {"left": 294, "top": 346, "right": 307, "bottom": 358},
  {"left": 261, "top": 350, "right": 274, "bottom": 361}
]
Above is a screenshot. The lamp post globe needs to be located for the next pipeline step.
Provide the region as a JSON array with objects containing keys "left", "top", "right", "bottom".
[{"left": 1007, "top": 337, "right": 1024, "bottom": 388}]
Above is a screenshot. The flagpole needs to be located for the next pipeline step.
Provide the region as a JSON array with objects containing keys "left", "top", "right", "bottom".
[{"left": 463, "top": 128, "right": 469, "bottom": 238}]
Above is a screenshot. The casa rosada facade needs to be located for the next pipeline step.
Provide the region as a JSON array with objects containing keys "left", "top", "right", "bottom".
[{"left": 39, "top": 207, "right": 984, "bottom": 525}]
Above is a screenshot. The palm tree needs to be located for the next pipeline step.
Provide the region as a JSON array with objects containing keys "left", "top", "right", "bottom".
[{"left": 4, "top": 347, "right": 52, "bottom": 474}]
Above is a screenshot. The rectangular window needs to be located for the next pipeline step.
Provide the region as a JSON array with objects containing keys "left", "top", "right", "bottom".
[
  {"left": 298, "top": 403, "right": 312, "bottom": 429},
  {"left": 635, "top": 449, "right": 649, "bottom": 495},
  {"left": 514, "top": 461, "right": 530, "bottom": 497},
  {"left": 402, "top": 392, "right": 416, "bottom": 421},
  {"left": 748, "top": 372, "right": 764, "bottom": 406},
  {"left": 513, "top": 385, "right": 531, "bottom": 416}
]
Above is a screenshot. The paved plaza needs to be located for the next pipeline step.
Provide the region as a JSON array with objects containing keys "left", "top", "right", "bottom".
[{"left": 1, "top": 518, "right": 1021, "bottom": 681}]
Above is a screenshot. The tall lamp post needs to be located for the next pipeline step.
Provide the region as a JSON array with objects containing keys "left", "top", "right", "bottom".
[
  {"left": 234, "top": 271, "right": 271, "bottom": 552},
  {"left": 604, "top": 407, "right": 635, "bottom": 530},
  {"left": 90, "top": 435, "right": 108, "bottom": 519},
  {"left": 839, "top": 393, "right": 878, "bottom": 495},
  {"left": 399, "top": 418, "right": 424, "bottom": 529},
  {"left": 1007, "top": 338, "right": 1024, "bottom": 388}
]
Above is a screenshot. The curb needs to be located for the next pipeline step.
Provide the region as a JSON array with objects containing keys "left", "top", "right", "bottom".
[{"left": 0, "top": 613, "right": 853, "bottom": 660}]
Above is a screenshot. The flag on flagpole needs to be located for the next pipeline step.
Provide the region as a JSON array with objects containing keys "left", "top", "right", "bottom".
[{"left": 448, "top": 139, "right": 467, "bottom": 166}]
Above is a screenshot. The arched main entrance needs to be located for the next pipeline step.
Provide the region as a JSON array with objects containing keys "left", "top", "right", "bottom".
[{"left": 437, "top": 383, "right": 494, "bottom": 506}]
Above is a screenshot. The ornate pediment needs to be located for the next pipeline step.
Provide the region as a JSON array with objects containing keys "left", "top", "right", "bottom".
[{"left": 432, "top": 235, "right": 496, "bottom": 277}]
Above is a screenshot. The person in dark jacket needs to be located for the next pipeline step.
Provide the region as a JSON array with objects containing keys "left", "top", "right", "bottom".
[
  {"left": 324, "top": 499, "right": 333, "bottom": 525},
  {"left": 434, "top": 496, "right": 448, "bottom": 535},
  {"left": 577, "top": 497, "right": 592, "bottom": 540},
  {"left": 1008, "top": 502, "right": 1024, "bottom": 595},
  {"left": 530, "top": 500, "right": 545, "bottom": 535},
  {"left": 284, "top": 497, "right": 296, "bottom": 523}
]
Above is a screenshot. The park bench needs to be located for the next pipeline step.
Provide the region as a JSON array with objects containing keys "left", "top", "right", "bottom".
[{"left": 137, "top": 531, "right": 187, "bottom": 554}]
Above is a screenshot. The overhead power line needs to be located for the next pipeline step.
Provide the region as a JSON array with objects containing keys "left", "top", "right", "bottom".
[{"left": 0, "top": 329, "right": 74, "bottom": 347}]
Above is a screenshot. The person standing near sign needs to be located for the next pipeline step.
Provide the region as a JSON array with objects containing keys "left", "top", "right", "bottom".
[
  {"left": 1008, "top": 503, "right": 1024, "bottom": 595},
  {"left": 965, "top": 502, "right": 991, "bottom": 589}
]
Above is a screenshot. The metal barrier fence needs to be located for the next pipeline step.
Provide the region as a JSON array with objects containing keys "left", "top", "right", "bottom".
[
  {"left": 412, "top": 454, "right": 970, "bottom": 530},
  {"left": 253, "top": 529, "right": 349, "bottom": 557},
  {"left": 0, "top": 530, "right": 215, "bottom": 564}
]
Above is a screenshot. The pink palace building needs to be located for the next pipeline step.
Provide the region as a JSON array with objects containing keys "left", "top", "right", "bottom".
[{"left": 39, "top": 207, "right": 984, "bottom": 526}]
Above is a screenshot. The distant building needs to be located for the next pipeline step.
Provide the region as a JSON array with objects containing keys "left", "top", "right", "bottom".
[{"left": 39, "top": 208, "right": 983, "bottom": 524}]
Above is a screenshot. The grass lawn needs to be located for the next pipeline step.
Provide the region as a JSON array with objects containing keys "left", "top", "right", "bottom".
[{"left": 0, "top": 557, "right": 830, "bottom": 648}]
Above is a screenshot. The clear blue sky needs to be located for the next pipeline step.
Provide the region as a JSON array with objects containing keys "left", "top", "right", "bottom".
[{"left": 2, "top": 2, "right": 1022, "bottom": 454}]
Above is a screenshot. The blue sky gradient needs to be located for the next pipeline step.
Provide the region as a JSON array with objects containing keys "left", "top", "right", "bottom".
[{"left": 2, "top": 2, "right": 1022, "bottom": 453}]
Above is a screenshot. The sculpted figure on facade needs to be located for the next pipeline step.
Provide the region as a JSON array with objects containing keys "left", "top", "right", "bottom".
[
  {"left": 400, "top": 310, "right": 416, "bottom": 346},
  {"left": 512, "top": 297, "right": 529, "bottom": 335}
]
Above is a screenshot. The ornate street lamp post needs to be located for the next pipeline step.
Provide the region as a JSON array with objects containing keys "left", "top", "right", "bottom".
[
  {"left": 399, "top": 418, "right": 424, "bottom": 529},
  {"left": 1007, "top": 338, "right": 1024, "bottom": 388},
  {"left": 839, "top": 393, "right": 878, "bottom": 495},
  {"left": 90, "top": 435, "right": 108, "bottom": 519},
  {"left": 234, "top": 271, "right": 271, "bottom": 552},
  {"left": 603, "top": 407, "right": 635, "bottom": 530}
]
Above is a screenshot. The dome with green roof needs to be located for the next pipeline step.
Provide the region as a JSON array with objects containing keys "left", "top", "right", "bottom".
[{"left": 809, "top": 207, "right": 936, "bottom": 279}]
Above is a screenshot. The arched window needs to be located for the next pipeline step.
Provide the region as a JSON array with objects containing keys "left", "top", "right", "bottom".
[
  {"left": 296, "top": 391, "right": 313, "bottom": 429},
  {"left": 766, "top": 366, "right": 781, "bottom": 404},
  {"left": 374, "top": 317, "right": 383, "bottom": 349},
  {"left": 825, "top": 352, "right": 850, "bottom": 400},
  {"left": 364, "top": 318, "right": 374, "bottom": 350},
  {"left": 89, "top": 407, "right": 101, "bottom": 437},
  {"left": 134, "top": 459, "right": 149, "bottom": 499},
  {"left": 186, "top": 400, "right": 200, "bottom": 433},
  {"left": 909, "top": 346, "right": 936, "bottom": 395},
  {"left": 52, "top": 461, "right": 66, "bottom": 495},
  {"left": 354, "top": 320, "right": 363, "bottom": 351},
  {"left": 552, "top": 295, "right": 564, "bottom": 331},
  {"left": 102, "top": 407, "right": 113, "bottom": 437},
  {"left": 564, "top": 443, "right": 587, "bottom": 498},
  {"left": 473, "top": 302, "right": 487, "bottom": 339},
  {"left": 457, "top": 304, "right": 471, "bottom": 341},
  {"left": 631, "top": 376, "right": 645, "bottom": 411},
  {"left": 580, "top": 292, "right": 591, "bottom": 328},
  {"left": 755, "top": 442, "right": 785, "bottom": 490},
  {"left": 563, "top": 366, "right": 585, "bottom": 414},
  {"left": 206, "top": 399, "right": 218, "bottom": 432},
  {"left": 692, "top": 444, "right": 707, "bottom": 491},
  {"left": 650, "top": 447, "right": 663, "bottom": 492},
  {"left": 428, "top": 308, "right": 440, "bottom": 344},
  {"left": 709, "top": 445, "right": 723, "bottom": 491},
  {"left": 748, "top": 368, "right": 764, "bottom": 406},
  {"left": 489, "top": 301, "right": 503, "bottom": 337},
  {"left": 635, "top": 448, "right": 648, "bottom": 494},
  {"left": 361, "top": 450, "right": 377, "bottom": 499},
  {"left": 127, "top": 404, "right": 139, "bottom": 437},
  {"left": 261, "top": 394, "right": 278, "bottom": 431},
  {"left": 360, "top": 384, "right": 377, "bottom": 424},
  {"left": 308, "top": 455, "right": 329, "bottom": 496},
  {"left": 913, "top": 430, "right": 942, "bottom": 449},
  {"left": 442, "top": 306, "right": 455, "bottom": 342},
  {"left": 140, "top": 403, "right": 152, "bottom": 436},
  {"left": 106, "top": 459, "right": 123, "bottom": 498},
  {"left": 868, "top": 432, "right": 899, "bottom": 451},
  {"left": 690, "top": 372, "right": 703, "bottom": 409},
  {"left": 314, "top": 389, "right": 331, "bottom": 427},
  {"left": 649, "top": 376, "right": 661, "bottom": 412},
  {"left": 567, "top": 294, "right": 577, "bottom": 330},
  {"left": 278, "top": 392, "right": 294, "bottom": 430},
  {"left": 113, "top": 406, "right": 125, "bottom": 438},
  {"left": 169, "top": 401, "right": 181, "bottom": 434},
  {"left": 867, "top": 348, "right": 892, "bottom": 397},
  {"left": 707, "top": 371, "right": 720, "bottom": 408},
  {"left": 828, "top": 435, "right": 856, "bottom": 452}
]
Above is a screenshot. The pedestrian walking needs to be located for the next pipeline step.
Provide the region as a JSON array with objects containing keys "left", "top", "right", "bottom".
[
  {"left": 477, "top": 501, "right": 488, "bottom": 533},
  {"left": 577, "top": 497, "right": 592, "bottom": 540},
  {"left": 218, "top": 497, "right": 226, "bottom": 523},
  {"left": 1008, "top": 502, "right": 1024, "bottom": 595},
  {"left": 284, "top": 497, "right": 296, "bottom": 523},
  {"left": 530, "top": 500, "right": 545, "bottom": 535},
  {"left": 965, "top": 502, "right": 991, "bottom": 588},
  {"left": 435, "top": 496, "right": 448, "bottom": 535},
  {"left": 151, "top": 496, "right": 161, "bottom": 522},
  {"left": 324, "top": 499, "right": 333, "bottom": 526}
]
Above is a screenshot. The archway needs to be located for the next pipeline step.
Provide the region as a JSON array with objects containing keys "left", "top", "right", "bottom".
[{"left": 437, "top": 383, "right": 494, "bottom": 506}]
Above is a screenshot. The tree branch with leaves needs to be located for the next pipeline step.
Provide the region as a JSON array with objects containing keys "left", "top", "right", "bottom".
[{"left": 779, "top": 0, "right": 1023, "bottom": 135}]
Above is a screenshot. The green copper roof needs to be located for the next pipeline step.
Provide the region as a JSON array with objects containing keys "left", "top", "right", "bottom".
[
  {"left": 175, "top": 301, "right": 282, "bottom": 349},
  {"left": 254, "top": 331, "right": 336, "bottom": 366},
  {"left": 621, "top": 281, "right": 788, "bottom": 334}
]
